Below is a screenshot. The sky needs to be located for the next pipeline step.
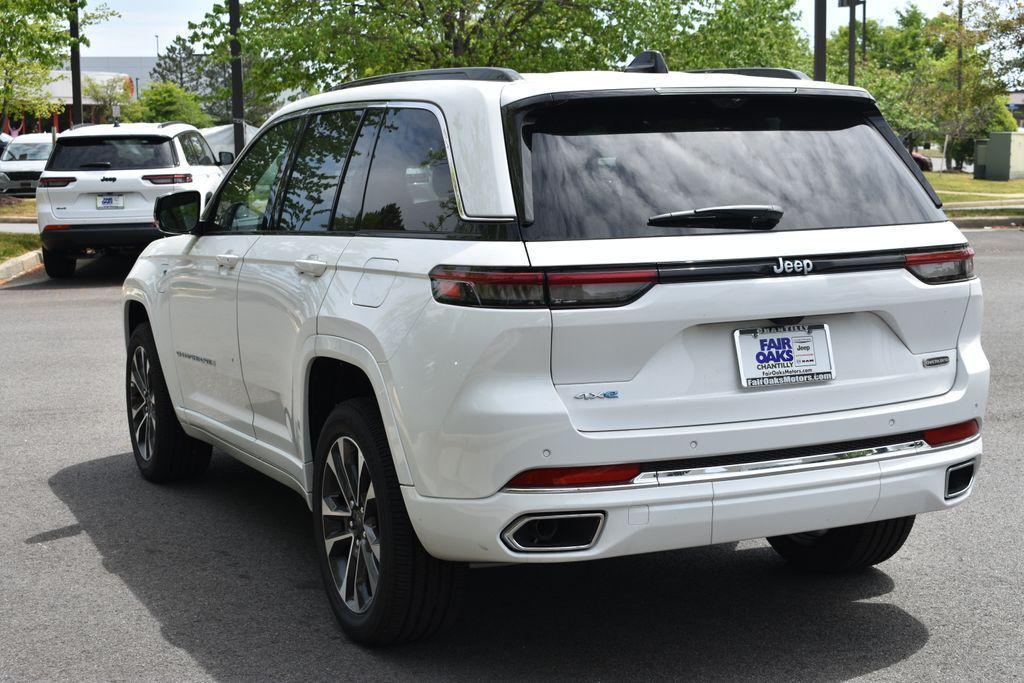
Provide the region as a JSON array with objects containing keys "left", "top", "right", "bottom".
[{"left": 81, "top": 0, "right": 952, "bottom": 57}]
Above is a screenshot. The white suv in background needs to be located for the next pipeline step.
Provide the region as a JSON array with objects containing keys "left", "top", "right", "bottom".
[
  {"left": 122, "top": 57, "right": 988, "bottom": 646},
  {"left": 37, "top": 122, "right": 231, "bottom": 278},
  {"left": 0, "top": 132, "right": 56, "bottom": 197}
]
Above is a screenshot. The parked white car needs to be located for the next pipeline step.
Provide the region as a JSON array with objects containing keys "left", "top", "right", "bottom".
[
  {"left": 37, "top": 122, "right": 232, "bottom": 278},
  {"left": 0, "top": 132, "right": 56, "bottom": 198},
  {"left": 122, "top": 58, "right": 988, "bottom": 646}
]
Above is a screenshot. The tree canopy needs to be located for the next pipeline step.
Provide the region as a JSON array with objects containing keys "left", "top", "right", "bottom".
[{"left": 122, "top": 81, "right": 213, "bottom": 128}]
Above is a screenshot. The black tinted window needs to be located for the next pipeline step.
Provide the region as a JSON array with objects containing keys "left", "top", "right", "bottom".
[
  {"left": 359, "top": 108, "right": 457, "bottom": 233},
  {"left": 212, "top": 118, "right": 300, "bottom": 232},
  {"left": 179, "top": 132, "right": 215, "bottom": 166},
  {"left": 520, "top": 96, "right": 945, "bottom": 240},
  {"left": 278, "top": 109, "right": 361, "bottom": 232},
  {"left": 48, "top": 136, "right": 175, "bottom": 171},
  {"left": 332, "top": 109, "right": 381, "bottom": 232}
]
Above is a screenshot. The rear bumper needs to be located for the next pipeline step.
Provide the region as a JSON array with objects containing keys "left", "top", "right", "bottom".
[
  {"left": 403, "top": 436, "right": 982, "bottom": 563},
  {"left": 39, "top": 223, "right": 161, "bottom": 252}
]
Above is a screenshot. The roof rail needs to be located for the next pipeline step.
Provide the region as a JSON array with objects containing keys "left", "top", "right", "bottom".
[
  {"left": 333, "top": 67, "right": 522, "bottom": 91},
  {"left": 70, "top": 123, "right": 95, "bottom": 130},
  {"left": 158, "top": 121, "right": 190, "bottom": 128},
  {"left": 688, "top": 67, "right": 811, "bottom": 81},
  {"left": 625, "top": 50, "right": 669, "bottom": 74}
]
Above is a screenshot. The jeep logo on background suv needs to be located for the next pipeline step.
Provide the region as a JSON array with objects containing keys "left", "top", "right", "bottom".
[
  {"left": 100, "top": 176, "right": 117, "bottom": 183},
  {"left": 772, "top": 257, "right": 814, "bottom": 275}
]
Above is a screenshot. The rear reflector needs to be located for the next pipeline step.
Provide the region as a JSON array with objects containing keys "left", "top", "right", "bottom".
[
  {"left": 42, "top": 224, "right": 70, "bottom": 231},
  {"left": 429, "top": 266, "right": 656, "bottom": 309},
  {"left": 923, "top": 419, "right": 979, "bottom": 447},
  {"left": 506, "top": 464, "right": 641, "bottom": 488},
  {"left": 142, "top": 173, "right": 193, "bottom": 185},
  {"left": 39, "top": 177, "right": 75, "bottom": 188},
  {"left": 905, "top": 247, "right": 974, "bottom": 284}
]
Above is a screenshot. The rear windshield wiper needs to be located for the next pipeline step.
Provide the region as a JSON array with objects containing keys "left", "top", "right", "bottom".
[
  {"left": 78, "top": 161, "right": 112, "bottom": 168},
  {"left": 647, "top": 204, "right": 783, "bottom": 230}
]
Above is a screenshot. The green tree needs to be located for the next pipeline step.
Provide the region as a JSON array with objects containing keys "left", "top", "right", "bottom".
[
  {"left": 122, "top": 81, "right": 213, "bottom": 128},
  {"left": 664, "top": 0, "right": 811, "bottom": 71},
  {"left": 83, "top": 74, "right": 131, "bottom": 122},
  {"left": 151, "top": 35, "right": 206, "bottom": 94},
  {"left": 0, "top": 0, "right": 115, "bottom": 127},
  {"left": 188, "top": 1, "right": 691, "bottom": 96}
]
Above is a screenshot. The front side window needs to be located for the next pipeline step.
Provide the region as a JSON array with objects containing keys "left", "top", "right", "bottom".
[
  {"left": 359, "top": 108, "right": 458, "bottom": 234},
  {"left": 518, "top": 95, "right": 945, "bottom": 240},
  {"left": 2, "top": 141, "right": 52, "bottom": 162},
  {"left": 179, "top": 132, "right": 215, "bottom": 166},
  {"left": 211, "top": 118, "right": 301, "bottom": 232},
  {"left": 48, "top": 136, "right": 175, "bottom": 171},
  {"left": 277, "top": 109, "right": 362, "bottom": 232}
]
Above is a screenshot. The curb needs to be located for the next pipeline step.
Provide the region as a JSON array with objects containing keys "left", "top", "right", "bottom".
[
  {"left": 0, "top": 248, "right": 42, "bottom": 283},
  {"left": 0, "top": 216, "right": 36, "bottom": 224},
  {"left": 950, "top": 217, "right": 1023, "bottom": 230}
]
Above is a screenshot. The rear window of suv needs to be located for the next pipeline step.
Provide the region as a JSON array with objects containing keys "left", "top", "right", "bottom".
[
  {"left": 515, "top": 95, "right": 945, "bottom": 240},
  {"left": 48, "top": 136, "right": 176, "bottom": 171}
]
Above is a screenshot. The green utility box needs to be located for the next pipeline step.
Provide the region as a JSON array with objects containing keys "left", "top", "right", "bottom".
[{"left": 981, "top": 132, "right": 1024, "bottom": 180}]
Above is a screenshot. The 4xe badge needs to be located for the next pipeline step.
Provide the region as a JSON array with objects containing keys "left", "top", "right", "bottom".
[{"left": 773, "top": 257, "right": 813, "bottom": 275}]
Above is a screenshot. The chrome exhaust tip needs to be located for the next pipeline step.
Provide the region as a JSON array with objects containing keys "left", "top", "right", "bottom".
[
  {"left": 945, "top": 459, "right": 976, "bottom": 499},
  {"left": 501, "top": 512, "right": 605, "bottom": 553}
]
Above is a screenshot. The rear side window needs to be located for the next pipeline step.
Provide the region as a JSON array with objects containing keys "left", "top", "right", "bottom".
[
  {"left": 517, "top": 96, "right": 945, "bottom": 240},
  {"left": 48, "top": 136, "right": 176, "bottom": 171},
  {"left": 359, "top": 108, "right": 458, "bottom": 234},
  {"left": 277, "top": 109, "right": 362, "bottom": 232}
]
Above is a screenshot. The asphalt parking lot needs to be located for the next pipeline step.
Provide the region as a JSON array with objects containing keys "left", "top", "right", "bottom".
[{"left": 1, "top": 232, "right": 1022, "bottom": 681}]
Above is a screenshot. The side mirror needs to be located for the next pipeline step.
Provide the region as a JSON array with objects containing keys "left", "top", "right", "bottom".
[
  {"left": 155, "top": 190, "right": 201, "bottom": 235},
  {"left": 218, "top": 151, "right": 235, "bottom": 166}
]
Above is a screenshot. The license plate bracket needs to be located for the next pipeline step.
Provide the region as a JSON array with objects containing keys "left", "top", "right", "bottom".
[
  {"left": 733, "top": 324, "right": 835, "bottom": 388},
  {"left": 96, "top": 194, "right": 124, "bottom": 210}
]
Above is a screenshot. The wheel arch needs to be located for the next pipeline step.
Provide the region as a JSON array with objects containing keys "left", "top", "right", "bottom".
[{"left": 301, "top": 335, "right": 414, "bottom": 496}]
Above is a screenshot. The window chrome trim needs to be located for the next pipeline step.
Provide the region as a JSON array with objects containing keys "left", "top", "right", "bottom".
[{"left": 503, "top": 434, "right": 981, "bottom": 494}]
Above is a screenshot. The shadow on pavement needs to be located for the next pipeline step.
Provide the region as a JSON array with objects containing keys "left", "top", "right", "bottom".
[
  {"left": 2, "top": 253, "right": 137, "bottom": 290},
  {"left": 48, "top": 452, "right": 929, "bottom": 680}
]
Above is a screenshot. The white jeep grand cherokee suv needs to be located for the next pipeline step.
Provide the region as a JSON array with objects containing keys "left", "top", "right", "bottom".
[
  {"left": 37, "top": 122, "right": 231, "bottom": 278},
  {"left": 122, "top": 60, "right": 988, "bottom": 646}
]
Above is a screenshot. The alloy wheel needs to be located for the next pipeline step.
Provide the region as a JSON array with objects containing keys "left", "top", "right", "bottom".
[
  {"left": 321, "top": 436, "right": 382, "bottom": 614},
  {"left": 128, "top": 345, "right": 156, "bottom": 461}
]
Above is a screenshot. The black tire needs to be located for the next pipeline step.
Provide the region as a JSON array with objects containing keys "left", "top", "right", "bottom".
[
  {"left": 313, "top": 398, "right": 464, "bottom": 646},
  {"left": 767, "top": 516, "right": 916, "bottom": 573},
  {"left": 126, "top": 322, "right": 211, "bottom": 482},
  {"left": 42, "top": 247, "right": 75, "bottom": 278}
]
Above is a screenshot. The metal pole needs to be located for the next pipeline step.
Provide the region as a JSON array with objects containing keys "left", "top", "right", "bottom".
[
  {"left": 69, "top": 1, "right": 83, "bottom": 128},
  {"left": 229, "top": 0, "right": 245, "bottom": 155},
  {"left": 813, "top": 0, "right": 826, "bottom": 80},
  {"left": 861, "top": 0, "right": 867, "bottom": 62},
  {"left": 848, "top": 0, "right": 856, "bottom": 85}
]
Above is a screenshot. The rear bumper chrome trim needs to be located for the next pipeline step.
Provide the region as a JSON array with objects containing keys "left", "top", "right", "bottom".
[{"left": 505, "top": 435, "right": 980, "bottom": 493}]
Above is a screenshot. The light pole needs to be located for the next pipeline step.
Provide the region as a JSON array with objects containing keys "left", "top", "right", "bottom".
[
  {"left": 229, "top": 0, "right": 245, "bottom": 155},
  {"left": 69, "top": 0, "right": 82, "bottom": 129},
  {"left": 813, "top": 0, "right": 826, "bottom": 81},
  {"left": 839, "top": 0, "right": 864, "bottom": 85}
]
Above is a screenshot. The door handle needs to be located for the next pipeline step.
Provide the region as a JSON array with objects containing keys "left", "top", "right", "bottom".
[
  {"left": 215, "top": 253, "right": 240, "bottom": 268},
  {"left": 295, "top": 259, "right": 328, "bottom": 277}
]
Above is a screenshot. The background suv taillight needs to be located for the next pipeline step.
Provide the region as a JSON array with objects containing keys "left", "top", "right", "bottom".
[{"left": 429, "top": 266, "right": 656, "bottom": 308}]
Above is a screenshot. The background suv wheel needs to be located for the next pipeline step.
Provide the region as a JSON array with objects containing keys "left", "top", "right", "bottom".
[
  {"left": 126, "top": 323, "right": 211, "bottom": 481},
  {"left": 42, "top": 247, "right": 75, "bottom": 279},
  {"left": 313, "top": 398, "right": 464, "bottom": 646}
]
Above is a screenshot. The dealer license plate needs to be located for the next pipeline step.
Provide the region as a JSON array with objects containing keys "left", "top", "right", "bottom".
[
  {"left": 733, "top": 324, "right": 835, "bottom": 388},
  {"left": 96, "top": 194, "right": 124, "bottom": 209}
]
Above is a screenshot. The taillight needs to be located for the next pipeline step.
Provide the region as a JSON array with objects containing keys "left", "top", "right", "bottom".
[
  {"left": 429, "top": 267, "right": 546, "bottom": 307},
  {"left": 923, "top": 419, "right": 979, "bottom": 447},
  {"left": 39, "top": 177, "right": 75, "bottom": 188},
  {"left": 507, "top": 464, "right": 642, "bottom": 489},
  {"left": 142, "top": 173, "right": 193, "bottom": 185},
  {"left": 905, "top": 247, "right": 974, "bottom": 283},
  {"left": 547, "top": 269, "right": 657, "bottom": 307},
  {"left": 428, "top": 266, "right": 657, "bottom": 308}
]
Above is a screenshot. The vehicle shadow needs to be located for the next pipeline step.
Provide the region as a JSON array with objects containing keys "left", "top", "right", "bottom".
[
  {"left": 2, "top": 253, "right": 136, "bottom": 290},
  {"left": 48, "top": 453, "right": 929, "bottom": 681}
]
